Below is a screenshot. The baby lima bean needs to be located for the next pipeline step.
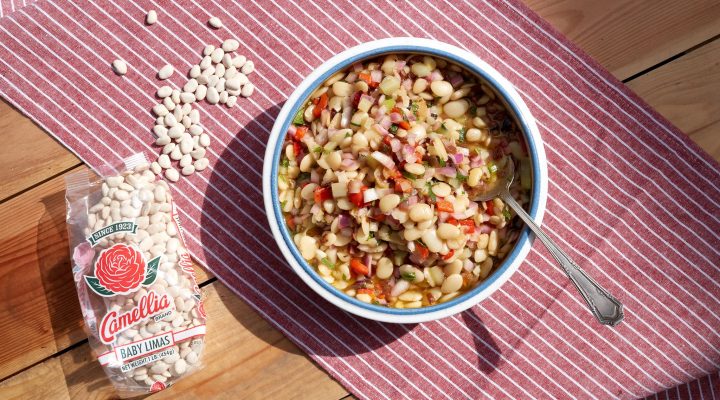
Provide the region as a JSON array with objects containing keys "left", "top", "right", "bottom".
[
  {"left": 147, "top": 34, "right": 257, "bottom": 182},
  {"left": 74, "top": 164, "right": 205, "bottom": 392}
]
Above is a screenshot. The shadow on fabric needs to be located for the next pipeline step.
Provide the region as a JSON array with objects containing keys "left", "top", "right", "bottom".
[{"left": 202, "top": 103, "right": 410, "bottom": 357}]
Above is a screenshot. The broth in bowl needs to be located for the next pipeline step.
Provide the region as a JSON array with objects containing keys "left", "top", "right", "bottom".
[{"left": 277, "top": 53, "right": 531, "bottom": 308}]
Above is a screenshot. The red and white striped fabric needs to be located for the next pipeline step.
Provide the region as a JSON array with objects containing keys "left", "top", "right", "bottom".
[{"left": 0, "top": 1, "right": 717, "bottom": 398}]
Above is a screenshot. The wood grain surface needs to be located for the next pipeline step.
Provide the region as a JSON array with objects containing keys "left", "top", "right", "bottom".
[
  {"left": 626, "top": 39, "right": 720, "bottom": 161},
  {"left": 0, "top": 100, "right": 80, "bottom": 202},
  {"left": 526, "top": 0, "right": 720, "bottom": 80},
  {"left": 0, "top": 283, "right": 347, "bottom": 400},
  {"left": 0, "top": 0, "right": 718, "bottom": 398}
]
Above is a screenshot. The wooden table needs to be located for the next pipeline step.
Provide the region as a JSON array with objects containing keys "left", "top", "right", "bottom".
[{"left": 1, "top": 1, "right": 718, "bottom": 398}]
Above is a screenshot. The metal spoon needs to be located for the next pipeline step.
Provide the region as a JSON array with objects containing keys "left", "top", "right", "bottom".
[{"left": 469, "top": 158, "right": 624, "bottom": 326}]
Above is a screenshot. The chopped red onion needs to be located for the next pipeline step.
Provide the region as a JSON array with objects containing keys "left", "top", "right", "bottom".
[
  {"left": 380, "top": 116, "right": 392, "bottom": 130},
  {"left": 345, "top": 72, "right": 357, "bottom": 83},
  {"left": 470, "top": 155, "right": 484, "bottom": 168},
  {"left": 310, "top": 169, "right": 320, "bottom": 183},
  {"left": 370, "top": 70, "right": 382, "bottom": 83},
  {"left": 437, "top": 166, "right": 458, "bottom": 177},
  {"left": 402, "top": 78, "right": 412, "bottom": 90},
  {"left": 341, "top": 159, "right": 360, "bottom": 171},
  {"left": 390, "top": 138, "right": 402, "bottom": 153},
  {"left": 452, "top": 153, "right": 464, "bottom": 164},
  {"left": 373, "top": 124, "right": 389, "bottom": 135},
  {"left": 389, "top": 112, "right": 403, "bottom": 123},
  {"left": 361, "top": 94, "right": 375, "bottom": 106},
  {"left": 464, "top": 259, "right": 474, "bottom": 272},
  {"left": 371, "top": 151, "right": 396, "bottom": 169},
  {"left": 363, "top": 188, "right": 380, "bottom": 203},
  {"left": 287, "top": 125, "right": 297, "bottom": 136},
  {"left": 478, "top": 224, "right": 494, "bottom": 234},
  {"left": 429, "top": 70, "right": 442, "bottom": 82},
  {"left": 337, "top": 214, "right": 352, "bottom": 229},
  {"left": 448, "top": 73, "right": 464, "bottom": 88},
  {"left": 352, "top": 63, "right": 363, "bottom": 72},
  {"left": 457, "top": 146, "right": 470, "bottom": 156},
  {"left": 395, "top": 60, "right": 406, "bottom": 71}
]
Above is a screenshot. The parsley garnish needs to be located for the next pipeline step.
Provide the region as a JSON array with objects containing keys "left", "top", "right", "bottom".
[
  {"left": 342, "top": 274, "right": 349, "bottom": 280},
  {"left": 321, "top": 257, "right": 335, "bottom": 270},
  {"left": 469, "top": 106, "right": 477, "bottom": 116},
  {"left": 312, "top": 146, "right": 323, "bottom": 155},
  {"left": 402, "top": 171, "right": 416, "bottom": 180},
  {"left": 372, "top": 300, "right": 380, "bottom": 305},
  {"left": 280, "top": 200, "right": 286, "bottom": 209},
  {"left": 367, "top": 231, "right": 375, "bottom": 240},
  {"left": 488, "top": 162, "right": 498, "bottom": 174},
  {"left": 281, "top": 158, "right": 290, "bottom": 167},
  {"left": 297, "top": 172, "right": 311, "bottom": 181},
  {"left": 426, "top": 182, "right": 437, "bottom": 202},
  {"left": 458, "top": 128, "right": 466, "bottom": 142},
  {"left": 410, "top": 101, "right": 419, "bottom": 116},
  {"left": 502, "top": 207, "right": 511, "bottom": 221},
  {"left": 292, "top": 106, "right": 306, "bottom": 125},
  {"left": 389, "top": 125, "right": 399, "bottom": 134},
  {"left": 345, "top": 132, "right": 352, "bottom": 138},
  {"left": 456, "top": 172, "right": 467, "bottom": 183},
  {"left": 440, "top": 122, "right": 448, "bottom": 131},
  {"left": 438, "top": 157, "right": 446, "bottom": 167},
  {"left": 401, "top": 271, "right": 416, "bottom": 281}
]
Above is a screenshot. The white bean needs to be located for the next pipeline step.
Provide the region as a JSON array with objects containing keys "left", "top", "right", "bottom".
[
  {"left": 158, "top": 64, "right": 174, "bottom": 80},
  {"left": 111, "top": 59, "right": 128, "bottom": 75},
  {"left": 208, "top": 16, "right": 223, "bottom": 28}
]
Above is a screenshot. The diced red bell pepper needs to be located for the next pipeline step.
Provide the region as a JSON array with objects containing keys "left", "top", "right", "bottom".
[
  {"left": 357, "top": 288, "right": 374, "bottom": 295},
  {"left": 398, "top": 121, "right": 411, "bottom": 130},
  {"left": 294, "top": 126, "right": 308, "bottom": 141},
  {"left": 293, "top": 141, "right": 302, "bottom": 157},
  {"left": 285, "top": 215, "right": 296, "bottom": 231},
  {"left": 350, "top": 258, "right": 369, "bottom": 276},
  {"left": 351, "top": 91, "right": 362, "bottom": 108},
  {"left": 314, "top": 186, "right": 332, "bottom": 204},
  {"left": 442, "top": 250, "right": 455, "bottom": 261},
  {"left": 383, "top": 135, "right": 392, "bottom": 146},
  {"left": 372, "top": 213, "right": 386, "bottom": 222},
  {"left": 436, "top": 200, "right": 454, "bottom": 213},
  {"left": 485, "top": 201, "right": 494, "bottom": 216},
  {"left": 446, "top": 218, "right": 459, "bottom": 225},
  {"left": 394, "top": 178, "right": 413, "bottom": 193},
  {"left": 313, "top": 93, "right": 328, "bottom": 118},
  {"left": 414, "top": 243, "right": 429, "bottom": 261},
  {"left": 458, "top": 219, "right": 475, "bottom": 234},
  {"left": 348, "top": 185, "right": 368, "bottom": 207},
  {"left": 358, "top": 72, "right": 373, "bottom": 86}
]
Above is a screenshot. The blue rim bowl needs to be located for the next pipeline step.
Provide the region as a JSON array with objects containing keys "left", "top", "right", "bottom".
[{"left": 263, "top": 38, "right": 547, "bottom": 323}]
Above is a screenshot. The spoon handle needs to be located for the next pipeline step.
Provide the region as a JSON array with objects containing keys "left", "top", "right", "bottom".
[{"left": 501, "top": 192, "right": 624, "bottom": 326}]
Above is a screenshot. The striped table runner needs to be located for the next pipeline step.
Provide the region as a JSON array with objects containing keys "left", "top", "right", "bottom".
[{"left": 1, "top": 1, "right": 718, "bottom": 398}]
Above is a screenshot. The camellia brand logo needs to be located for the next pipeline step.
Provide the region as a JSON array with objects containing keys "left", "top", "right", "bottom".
[
  {"left": 99, "top": 290, "right": 172, "bottom": 344},
  {"left": 85, "top": 244, "right": 161, "bottom": 297}
]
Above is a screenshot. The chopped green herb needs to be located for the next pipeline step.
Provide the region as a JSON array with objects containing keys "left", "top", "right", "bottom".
[
  {"left": 372, "top": 300, "right": 380, "bottom": 305},
  {"left": 345, "top": 132, "right": 352, "bottom": 138},
  {"left": 410, "top": 101, "right": 419, "bottom": 115},
  {"left": 458, "top": 128, "right": 466, "bottom": 142},
  {"left": 488, "top": 162, "right": 498, "bottom": 174},
  {"left": 456, "top": 172, "right": 467, "bottom": 182},
  {"left": 470, "top": 106, "right": 477, "bottom": 116},
  {"left": 350, "top": 122, "right": 361, "bottom": 127},
  {"left": 367, "top": 231, "right": 375, "bottom": 240},
  {"left": 342, "top": 274, "right": 349, "bottom": 280},
  {"left": 292, "top": 106, "right": 306, "bottom": 125},
  {"left": 383, "top": 98, "right": 396, "bottom": 110},
  {"left": 402, "top": 171, "right": 417, "bottom": 180},
  {"left": 426, "top": 182, "right": 437, "bottom": 202},
  {"left": 280, "top": 200, "right": 286, "bottom": 210},
  {"left": 389, "top": 125, "right": 399, "bottom": 134},
  {"left": 297, "top": 172, "right": 311, "bottom": 181},
  {"left": 312, "top": 146, "right": 323, "bottom": 155},
  {"left": 502, "top": 207, "right": 512, "bottom": 221},
  {"left": 401, "top": 271, "right": 416, "bottom": 281},
  {"left": 399, "top": 194, "right": 411, "bottom": 203},
  {"left": 438, "top": 157, "right": 446, "bottom": 167},
  {"left": 321, "top": 257, "right": 335, "bottom": 270},
  {"left": 440, "top": 122, "right": 448, "bottom": 131}
]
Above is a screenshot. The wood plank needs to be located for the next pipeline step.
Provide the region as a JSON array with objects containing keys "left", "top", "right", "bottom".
[
  {"left": 0, "top": 166, "right": 211, "bottom": 380},
  {"left": 526, "top": 0, "right": 720, "bottom": 80},
  {"left": 0, "top": 99, "right": 80, "bottom": 201},
  {"left": 0, "top": 282, "right": 348, "bottom": 400},
  {"left": 626, "top": 38, "right": 720, "bottom": 162}
]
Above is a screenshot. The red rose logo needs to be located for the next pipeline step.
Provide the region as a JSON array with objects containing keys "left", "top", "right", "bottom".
[
  {"left": 150, "top": 381, "right": 166, "bottom": 392},
  {"left": 94, "top": 244, "right": 146, "bottom": 294}
]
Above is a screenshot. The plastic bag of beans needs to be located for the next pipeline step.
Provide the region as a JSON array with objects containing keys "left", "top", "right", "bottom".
[{"left": 64, "top": 153, "right": 206, "bottom": 397}]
